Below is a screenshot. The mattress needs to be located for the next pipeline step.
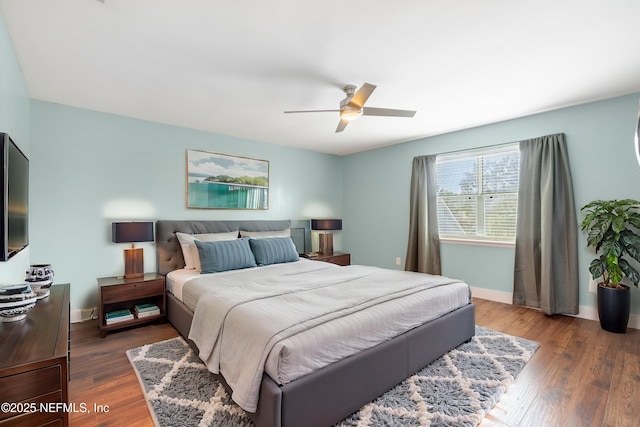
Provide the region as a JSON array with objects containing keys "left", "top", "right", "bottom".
[{"left": 174, "top": 259, "right": 472, "bottom": 412}]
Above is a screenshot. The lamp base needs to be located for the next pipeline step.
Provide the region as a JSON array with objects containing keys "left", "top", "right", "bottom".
[
  {"left": 318, "top": 233, "right": 334, "bottom": 255},
  {"left": 124, "top": 247, "right": 144, "bottom": 279}
]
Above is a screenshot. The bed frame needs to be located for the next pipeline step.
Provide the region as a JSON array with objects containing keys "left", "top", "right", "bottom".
[{"left": 156, "top": 219, "right": 475, "bottom": 427}]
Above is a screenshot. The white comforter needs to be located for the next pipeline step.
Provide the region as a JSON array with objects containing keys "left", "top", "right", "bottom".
[{"left": 186, "top": 260, "right": 469, "bottom": 412}]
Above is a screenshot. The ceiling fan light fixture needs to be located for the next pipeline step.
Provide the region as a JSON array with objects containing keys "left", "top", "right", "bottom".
[
  {"left": 285, "top": 83, "right": 415, "bottom": 132},
  {"left": 340, "top": 108, "right": 363, "bottom": 121}
]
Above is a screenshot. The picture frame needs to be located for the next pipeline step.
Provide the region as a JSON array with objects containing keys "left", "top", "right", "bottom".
[{"left": 186, "top": 149, "right": 269, "bottom": 209}]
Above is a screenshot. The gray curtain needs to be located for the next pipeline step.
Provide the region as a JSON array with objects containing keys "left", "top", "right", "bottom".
[
  {"left": 405, "top": 155, "right": 441, "bottom": 274},
  {"left": 513, "top": 133, "right": 578, "bottom": 315}
]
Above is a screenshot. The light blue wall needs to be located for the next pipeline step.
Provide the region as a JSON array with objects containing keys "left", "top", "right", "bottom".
[
  {"left": 4, "top": 13, "right": 640, "bottom": 316},
  {"left": 0, "top": 13, "right": 30, "bottom": 282},
  {"left": 343, "top": 93, "right": 640, "bottom": 314},
  {"left": 29, "top": 101, "right": 344, "bottom": 310}
]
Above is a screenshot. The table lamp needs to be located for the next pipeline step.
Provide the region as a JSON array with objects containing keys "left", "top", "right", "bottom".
[
  {"left": 311, "top": 219, "right": 342, "bottom": 255},
  {"left": 112, "top": 222, "right": 154, "bottom": 279}
]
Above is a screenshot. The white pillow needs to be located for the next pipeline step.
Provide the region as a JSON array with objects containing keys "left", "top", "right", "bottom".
[
  {"left": 176, "top": 231, "right": 239, "bottom": 271},
  {"left": 239, "top": 229, "right": 290, "bottom": 239}
]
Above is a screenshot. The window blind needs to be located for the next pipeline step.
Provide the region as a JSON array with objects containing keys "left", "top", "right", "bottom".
[{"left": 436, "top": 145, "right": 519, "bottom": 242}]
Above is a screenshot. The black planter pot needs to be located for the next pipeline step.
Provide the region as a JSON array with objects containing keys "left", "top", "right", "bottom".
[{"left": 597, "top": 284, "right": 631, "bottom": 333}]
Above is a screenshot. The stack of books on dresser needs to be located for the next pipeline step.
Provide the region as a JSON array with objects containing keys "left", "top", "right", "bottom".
[
  {"left": 105, "top": 308, "right": 133, "bottom": 325},
  {"left": 134, "top": 303, "right": 160, "bottom": 318}
]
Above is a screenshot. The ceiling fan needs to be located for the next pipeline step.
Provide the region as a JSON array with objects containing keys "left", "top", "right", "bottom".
[{"left": 284, "top": 83, "right": 416, "bottom": 133}]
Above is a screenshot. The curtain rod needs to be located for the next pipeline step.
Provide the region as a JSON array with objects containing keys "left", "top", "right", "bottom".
[{"left": 419, "top": 132, "right": 563, "bottom": 158}]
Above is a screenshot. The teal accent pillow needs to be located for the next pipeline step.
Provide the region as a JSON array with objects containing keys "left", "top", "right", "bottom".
[
  {"left": 195, "top": 238, "right": 257, "bottom": 273},
  {"left": 249, "top": 237, "right": 299, "bottom": 266}
]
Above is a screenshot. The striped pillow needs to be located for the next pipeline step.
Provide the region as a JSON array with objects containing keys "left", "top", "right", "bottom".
[
  {"left": 176, "top": 231, "right": 239, "bottom": 271},
  {"left": 249, "top": 237, "right": 299, "bottom": 266},
  {"left": 195, "top": 238, "right": 257, "bottom": 273}
]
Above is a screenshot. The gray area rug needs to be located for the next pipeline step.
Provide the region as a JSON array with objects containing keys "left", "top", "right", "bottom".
[{"left": 126, "top": 326, "right": 538, "bottom": 427}]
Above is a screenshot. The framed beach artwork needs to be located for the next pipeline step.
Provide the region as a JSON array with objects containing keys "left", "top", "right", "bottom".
[{"left": 186, "top": 150, "right": 269, "bottom": 209}]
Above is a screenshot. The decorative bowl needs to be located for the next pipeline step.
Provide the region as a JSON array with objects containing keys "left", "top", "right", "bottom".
[
  {"left": 0, "top": 284, "right": 30, "bottom": 295},
  {"left": 0, "top": 284, "right": 38, "bottom": 321},
  {"left": 0, "top": 301, "right": 37, "bottom": 322},
  {"left": 0, "top": 293, "right": 37, "bottom": 307},
  {"left": 0, "top": 293, "right": 37, "bottom": 322}
]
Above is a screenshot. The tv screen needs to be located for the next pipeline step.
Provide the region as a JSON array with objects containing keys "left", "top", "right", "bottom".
[{"left": 1, "top": 133, "right": 28, "bottom": 261}]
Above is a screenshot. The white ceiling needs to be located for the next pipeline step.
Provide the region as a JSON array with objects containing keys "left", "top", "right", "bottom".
[{"left": 1, "top": 0, "right": 640, "bottom": 155}]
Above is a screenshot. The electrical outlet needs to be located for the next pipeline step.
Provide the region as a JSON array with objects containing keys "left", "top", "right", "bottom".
[{"left": 395, "top": 257, "right": 402, "bottom": 266}]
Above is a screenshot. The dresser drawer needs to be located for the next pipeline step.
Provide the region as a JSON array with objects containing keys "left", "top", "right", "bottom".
[
  {"left": 0, "top": 391, "right": 64, "bottom": 426},
  {"left": 101, "top": 279, "right": 164, "bottom": 303},
  {"left": 0, "top": 365, "right": 63, "bottom": 424},
  {"left": 0, "top": 365, "right": 62, "bottom": 408},
  {"left": 0, "top": 411, "right": 63, "bottom": 426}
]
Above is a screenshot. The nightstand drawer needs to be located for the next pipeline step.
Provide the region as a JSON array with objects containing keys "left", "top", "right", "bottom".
[
  {"left": 326, "top": 253, "right": 350, "bottom": 266},
  {"left": 303, "top": 252, "right": 351, "bottom": 266},
  {"left": 101, "top": 279, "right": 164, "bottom": 303}
]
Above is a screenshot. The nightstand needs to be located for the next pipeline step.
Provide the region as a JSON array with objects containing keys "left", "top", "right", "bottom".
[
  {"left": 303, "top": 252, "right": 351, "bottom": 266},
  {"left": 97, "top": 273, "right": 166, "bottom": 338}
]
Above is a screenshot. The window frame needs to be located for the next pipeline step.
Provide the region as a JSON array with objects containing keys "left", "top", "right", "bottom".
[{"left": 435, "top": 143, "right": 519, "bottom": 245}]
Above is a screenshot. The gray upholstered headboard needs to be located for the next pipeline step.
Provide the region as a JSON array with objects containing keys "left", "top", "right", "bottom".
[{"left": 155, "top": 219, "right": 291, "bottom": 275}]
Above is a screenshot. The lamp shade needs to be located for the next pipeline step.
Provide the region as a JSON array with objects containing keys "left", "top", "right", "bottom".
[
  {"left": 311, "top": 219, "right": 342, "bottom": 231},
  {"left": 112, "top": 222, "right": 154, "bottom": 243}
]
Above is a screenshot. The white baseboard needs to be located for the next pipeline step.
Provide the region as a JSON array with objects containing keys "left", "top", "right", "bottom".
[
  {"left": 469, "top": 286, "right": 640, "bottom": 330},
  {"left": 470, "top": 287, "right": 513, "bottom": 305},
  {"left": 70, "top": 307, "right": 97, "bottom": 323},
  {"left": 574, "top": 306, "right": 640, "bottom": 330}
]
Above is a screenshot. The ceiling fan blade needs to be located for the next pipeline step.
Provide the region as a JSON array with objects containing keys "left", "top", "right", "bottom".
[
  {"left": 335, "top": 118, "right": 349, "bottom": 133},
  {"left": 348, "top": 83, "right": 376, "bottom": 108},
  {"left": 284, "top": 109, "right": 340, "bottom": 114},
  {"left": 362, "top": 107, "right": 416, "bottom": 117}
]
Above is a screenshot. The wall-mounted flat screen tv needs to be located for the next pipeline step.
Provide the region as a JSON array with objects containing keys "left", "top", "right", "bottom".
[{"left": 0, "top": 133, "right": 28, "bottom": 261}]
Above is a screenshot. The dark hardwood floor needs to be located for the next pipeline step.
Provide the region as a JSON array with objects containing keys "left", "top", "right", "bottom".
[
  {"left": 69, "top": 320, "right": 177, "bottom": 426},
  {"left": 69, "top": 298, "right": 640, "bottom": 426}
]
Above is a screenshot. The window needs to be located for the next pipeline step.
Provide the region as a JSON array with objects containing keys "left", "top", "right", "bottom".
[{"left": 436, "top": 144, "right": 519, "bottom": 243}]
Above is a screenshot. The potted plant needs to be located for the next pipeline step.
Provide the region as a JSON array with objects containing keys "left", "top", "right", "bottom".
[{"left": 580, "top": 199, "right": 640, "bottom": 333}]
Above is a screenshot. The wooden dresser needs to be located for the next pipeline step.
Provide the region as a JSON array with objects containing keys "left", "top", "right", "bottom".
[{"left": 0, "top": 283, "right": 70, "bottom": 427}]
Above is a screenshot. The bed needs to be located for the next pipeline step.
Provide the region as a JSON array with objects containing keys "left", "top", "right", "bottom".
[{"left": 155, "top": 219, "right": 475, "bottom": 427}]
